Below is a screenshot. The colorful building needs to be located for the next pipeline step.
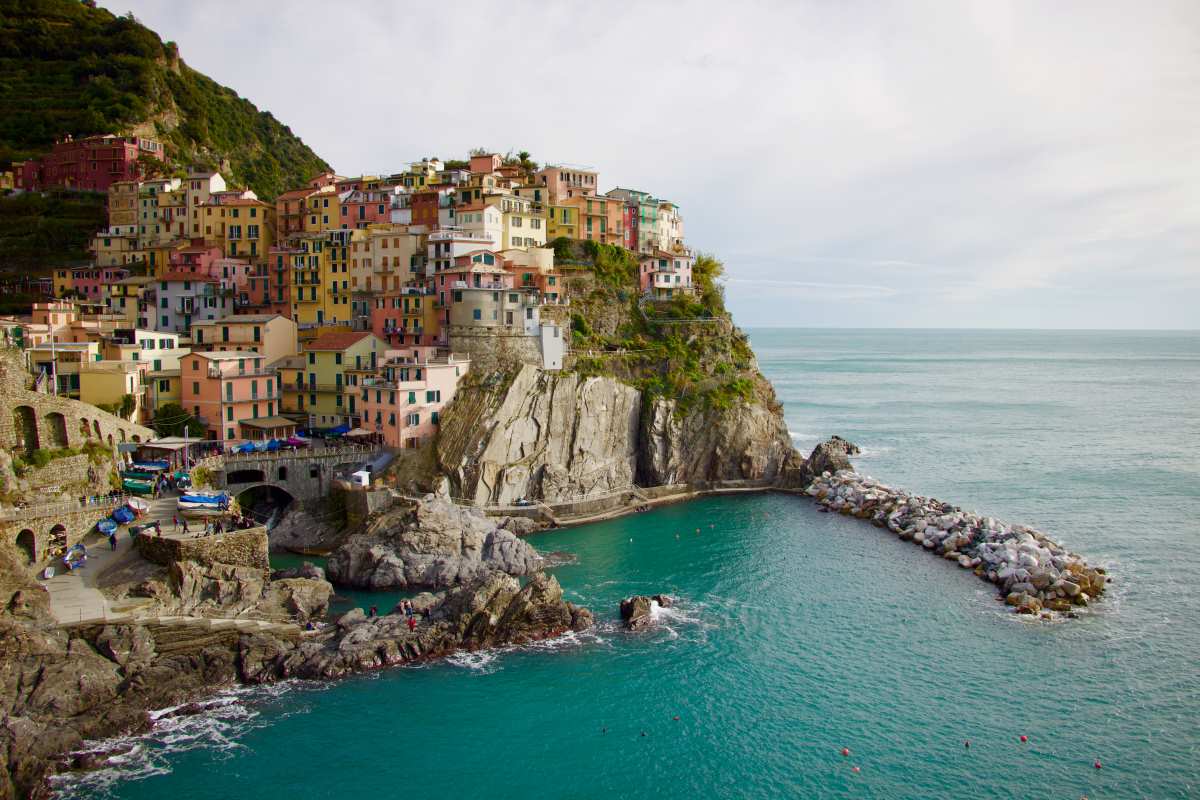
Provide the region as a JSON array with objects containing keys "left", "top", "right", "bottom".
[
  {"left": 15, "top": 134, "right": 165, "bottom": 193},
  {"left": 191, "top": 313, "right": 298, "bottom": 366},
  {"left": 639, "top": 250, "right": 695, "bottom": 299},
  {"left": 359, "top": 353, "right": 470, "bottom": 448},
  {"left": 155, "top": 273, "right": 231, "bottom": 335},
  {"left": 281, "top": 331, "right": 385, "bottom": 428},
  {"left": 180, "top": 351, "right": 288, "bottom": 444}
]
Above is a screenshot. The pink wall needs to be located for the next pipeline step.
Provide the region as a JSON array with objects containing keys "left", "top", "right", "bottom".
[{"left": 359, "top": 360, "right": 466, "bottom": 448}]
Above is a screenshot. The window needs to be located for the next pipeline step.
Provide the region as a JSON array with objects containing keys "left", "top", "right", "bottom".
[
  {"left": 278, "top": 466, "right": 288, "bottom": 481},
  {"left": 310, "top": 465, "right": 319, "bottom": 478},
  {"left": 473, "top": 308, "right": 482, "bottom": 321},
  {"left": 227, "top": 428, "right": 235, "bottom": 439},
  {"left": 308, "top": 352, "right": 315, "bottom": 364},
  {"left": 192, "top": 381, "right": 199, "bottom": 394},
  {"left": 407, "top": 391, "right": 416, "bottom": 404},
  {"left": 226, "top": 407, "right": 233, "bottom": 421}
]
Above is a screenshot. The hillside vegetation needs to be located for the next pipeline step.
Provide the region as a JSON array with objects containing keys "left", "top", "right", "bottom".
[
  {"left": 552, "top": 238, "right": 773, "bottom": 415},
  {"left": 0, "top": 190, "right": 104, "bottom": 273},
  {"left": 0, "top": 0, "right": 330, "bottom": 198}
]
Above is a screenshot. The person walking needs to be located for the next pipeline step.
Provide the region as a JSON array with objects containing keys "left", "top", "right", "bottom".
[
  {"left": 172, "top": 514, "right": 179, "bottom": 534},
  {"left": 181, "top": 518, "right": 190, "bottom": 537},
  {"left": 108, "top": 532, "right": 116, "bottom": 551}
]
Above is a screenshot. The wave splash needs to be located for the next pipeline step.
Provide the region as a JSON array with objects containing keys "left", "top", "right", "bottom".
[{"left": 49, "top": 681, "right": 318, "bottom": 799}]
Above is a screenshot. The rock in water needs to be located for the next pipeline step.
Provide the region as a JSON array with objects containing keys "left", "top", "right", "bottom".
[
  {"left": 619, "top": 594, "right": 673, "bottom": 630},
  {"left": 326, "top": 496, "right": 544, "bottom": 590}
]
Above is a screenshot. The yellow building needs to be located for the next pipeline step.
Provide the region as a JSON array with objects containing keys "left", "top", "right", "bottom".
[
  {"left": 321, "top": 229, "right": 354, "bottom": 326},
  {"left": 223, "top": 199, "right": 276, "bottom": 265},
  {"left": 546, "top": 204, "right": 580, "bottom": 241},
  {"left": 494, "top": 194, "right": 546, "bottom": 250},
  {"left": 79, "top": 360, "right": 146, "bottom": 420},
  {"left": 52, "top": 268, "right": 74, "bottom": 298},
  {"left": 103, "top": 276, "right": 156, "bottom": 328},
  {"left": 282, "top": 331, "right": 385, "bottom": 428},
  {"left": 107, "top": 180, "right": 140, "bottom": 233},
  {"left": 146, "top": 368, "right": 181, "bottom": 411},
  {"left": 302, "top": 187, "right": 342, "bottom": 233},
  {"left": 91, "top": 232, "right": 140, "bottom": 268}
]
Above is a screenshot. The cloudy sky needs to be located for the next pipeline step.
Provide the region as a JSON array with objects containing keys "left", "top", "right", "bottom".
[{"left": 110, "top": 1, "right": 1199, "bottom": 329}]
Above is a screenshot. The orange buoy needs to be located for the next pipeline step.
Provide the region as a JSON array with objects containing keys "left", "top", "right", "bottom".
[
  {"left": 1094, "top": 760, "right": 1102, "bottom": 769},
  {"left": 841, "top": 747, "right": 850, "bottom": 757},
  {"left": 1019, "top": 735, "right": 1028, "bottom": 743},
  {"left": 852, "top": 766, "right": 861, "bottom": 773}
]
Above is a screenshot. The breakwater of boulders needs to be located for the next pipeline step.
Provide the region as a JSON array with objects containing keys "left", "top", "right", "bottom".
[{"left": 806, "top": 470, "right": 1110, "bottom": 618}]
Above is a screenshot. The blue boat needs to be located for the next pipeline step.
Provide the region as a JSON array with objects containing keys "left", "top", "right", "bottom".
[
  {"left": 97, "top": 519, "right": 117, "bottom": 535},
  {"left": 179, "top": 493, "right": 225, "bottom": 505},
  {"left": 111, "top": 506, "right": 135, "bottom": 525}
]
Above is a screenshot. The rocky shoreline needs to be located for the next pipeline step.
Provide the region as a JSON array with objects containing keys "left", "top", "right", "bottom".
[{"left": 805, "top": 466, "right": 1110, "bottom": 617}]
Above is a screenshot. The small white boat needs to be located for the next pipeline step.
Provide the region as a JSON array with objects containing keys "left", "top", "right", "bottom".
[{"left": 126, "top": 497, "right": 150, "bottom": 514}]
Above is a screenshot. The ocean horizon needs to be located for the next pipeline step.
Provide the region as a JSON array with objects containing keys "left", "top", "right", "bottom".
[{"left": 57, "top": 328, "right": 1200, "bottom": 799}]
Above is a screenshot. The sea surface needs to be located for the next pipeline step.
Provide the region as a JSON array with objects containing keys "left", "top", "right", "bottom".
[{"left": 56, "top": 329, "right": 1200, "bottom": 799}]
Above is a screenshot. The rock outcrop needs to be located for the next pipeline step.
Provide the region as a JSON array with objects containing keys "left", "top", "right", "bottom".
[
  {"left": 326, "top": 496, "right": 543, "bottom": 590},
  {"left": 438, "top": 364, "right": 796, "bottom": 505},
  {"left": 778, "top": 435, "right": 860, "bottom": 489},
  {"left": 0, "top": 566, "right": 588, "bottom": 798},
  {"left": 619, "top": 594, "right": 673, "bottom": 630}
]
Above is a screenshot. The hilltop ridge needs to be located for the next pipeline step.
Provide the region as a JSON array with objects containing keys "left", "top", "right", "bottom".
[{"left": 0, "top": 0, "right": 330, "bottom": 199}]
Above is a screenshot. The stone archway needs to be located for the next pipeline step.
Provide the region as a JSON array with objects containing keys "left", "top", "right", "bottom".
[
  {"left": 119, "top": 429, "right": 127, "bottom": 443},
  {"left": 15, "top": 530, "right": 35, "bottom": 564},
  {"left": 12, "top": 406, "right": 38, "bottom": 454},
  {"left": 106, "top": 433, "right": 114, "bottom": 447},
  {"left": 44, "top": 412, "right": 69, "bottom": 449},
  {"left": 132, "top": 434, "right": 141, "bottom": 443},
  {"left": 92, "top": 420, "right": 101, "bottom": 438},
  {"left": 80, "top": 417, "right": 91, "bottom": 439},
  {"left": 228, "top": 468, "right": 266, "bottom": 485}
]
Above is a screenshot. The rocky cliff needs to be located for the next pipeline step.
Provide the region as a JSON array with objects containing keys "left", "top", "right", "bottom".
[{"left": 437, "top": 363, "right": 793, "bottom": 506}]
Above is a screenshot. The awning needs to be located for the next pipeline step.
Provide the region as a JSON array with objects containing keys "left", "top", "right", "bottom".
[{"left": 239, "top": 416, "right": 298, "bottom": 430}]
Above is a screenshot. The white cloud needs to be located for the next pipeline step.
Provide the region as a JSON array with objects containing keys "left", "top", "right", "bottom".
[{"left": 110, "top": 0, "right": 1200, "bottom": 328}]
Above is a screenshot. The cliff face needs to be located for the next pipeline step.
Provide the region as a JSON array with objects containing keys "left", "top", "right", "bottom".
[{"left": 437, "top": 364, "right": 794, "bottom": 506}]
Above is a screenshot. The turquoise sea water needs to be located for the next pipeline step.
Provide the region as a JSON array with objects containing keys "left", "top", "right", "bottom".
[{"left": 57, "top": 330, "right": 1200, "bottom": 799}]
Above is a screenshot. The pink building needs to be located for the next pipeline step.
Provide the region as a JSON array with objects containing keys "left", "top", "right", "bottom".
[
  {"left": 340, "top": 189, "right": 392, "bottom": 229},
  {"left": 14, "top": 134, "right": 165, "bottom": 193},
  {"left": 71, "top": 267, "right": 130, "bottom": 300},
  {"left": 359, "top": 353, "right": 470, "bottom": 448},
  {"left": 179, "top": 351, "right": 293, "bottom": 444},
  {"left": 171, "top": 243, "right": 223, "bottom": 276},
  {"left": 639, "top": 250, "right": 694, "bottom": 299},
  {"left": 31, "top": 302, "right": 77, "bottom": 331},
  {"left": 469, "top": 153, "right": 502, "bottom": 175}
]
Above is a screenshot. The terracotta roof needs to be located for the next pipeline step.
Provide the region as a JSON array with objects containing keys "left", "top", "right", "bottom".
[{"left": 306, "top": 331, "right": 371, "bottom": 351}]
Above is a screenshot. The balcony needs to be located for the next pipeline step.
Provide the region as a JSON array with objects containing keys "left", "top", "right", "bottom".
[
  {"left": 428, "top": 228, "right": 493, "bottom": 243},
  {"left": 209, "top": 367, "right": 276, "bottom": 379}
]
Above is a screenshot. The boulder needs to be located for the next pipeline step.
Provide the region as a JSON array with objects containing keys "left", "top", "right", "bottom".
[
  {"left": 326, "top": 497, "right": 544, "bottom": 590},
  {"left": 619, "top": 594, "right": 672, "bottom": 630}
]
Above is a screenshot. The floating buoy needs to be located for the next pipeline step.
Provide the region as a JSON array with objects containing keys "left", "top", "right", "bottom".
[
  {"left": 1019, "top": 735, "right": 1028, "bottom": 743},
  {"left": 640, "top": 731, "right": 646, "bottom": 737},
  {"left": 1094, "top": 760, "right": 1102, "bottom": 769},
  {"left": 852, "top": 766, "right": 860, "bottom": 773},
  {"left": 841, "top": 747, "right": 850, "bottom": 757},
  {"left": 964, "top": 740, "right": 970, "bottom": 749},
  {"left": 673, "top": 715, "right": 680, "bottom": 721}
]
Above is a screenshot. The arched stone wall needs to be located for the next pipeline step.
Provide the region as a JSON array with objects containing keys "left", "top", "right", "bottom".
[
  {"left": 13, "top": 405, "right": 38, "bottom": 453},
  {"left": 15, "top": 529, "right": 35, "bottom": 564},
  {"left": 44, "top": 412, "right": 69, "bottom": 448}
]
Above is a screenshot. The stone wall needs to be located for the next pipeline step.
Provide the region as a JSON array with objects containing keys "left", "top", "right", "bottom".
[
  {"left": 24, "top": 454, "right": 95, "bottom": 490},
  {"left": 445, "top": 325, "right": 544, "bottom": 371},
  {"left": 135, "top": 527, "right": 270, "bottom": 571},
  {"left": 211, "top": 447, "right": 379, "bottom": 504},
  {"left": 0, "top": 498, "right": 126, "bottom": 569},
  {"left": 0, "top": 349, "right": 153, "bottom": 454}
]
